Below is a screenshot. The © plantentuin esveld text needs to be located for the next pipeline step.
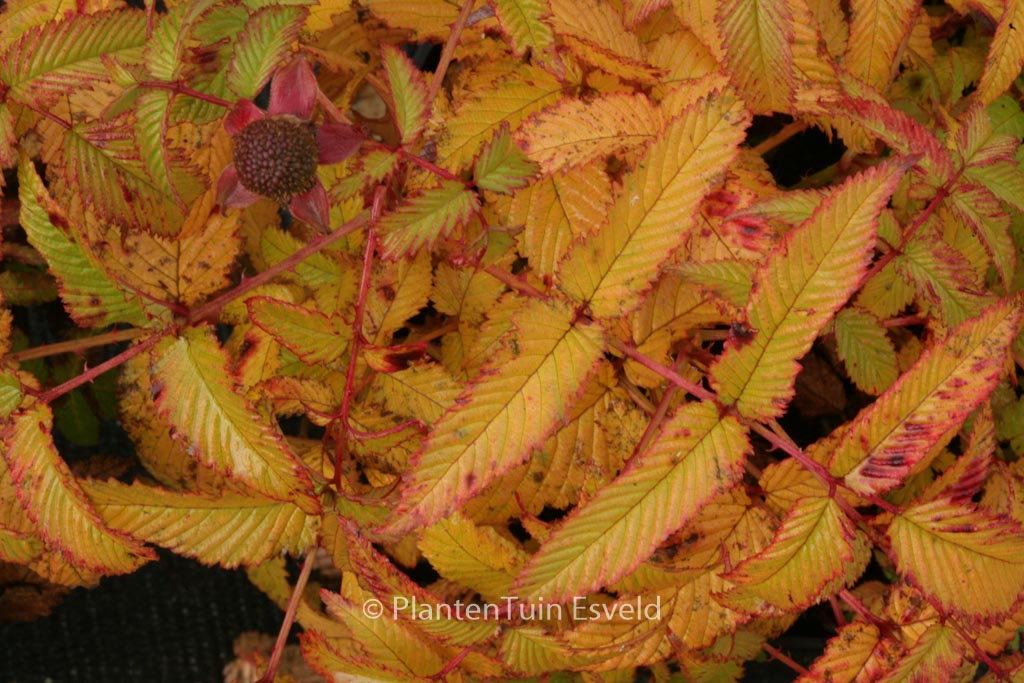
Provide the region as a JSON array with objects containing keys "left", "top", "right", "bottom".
[{"left": 2, "top": 0, "right": 1024, "bottom": 681}]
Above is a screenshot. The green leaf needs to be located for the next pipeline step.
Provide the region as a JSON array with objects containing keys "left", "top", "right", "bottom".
[
  {"left": 227, "top": 6, "right": 307, "bottom": 98},
  {"left": 248, "top": 296, "right": 351, "bottom": 367},
  {"left": 379, "top": 179, "right": 480, "bottom": 258},
  {"left": 381, "top": 44, "right": 430, "bottom": 144},
  {"left": 490, "top": 0, "right": 555, "bottom": 57},
  {"left": 833, "top": 307, "right": 898, "bottom": 395},
  {"left": 474, "top": 125, "right": 538, "bottom": 194},
  {"left": 17, "top": 154, "right": 148, "bottom": 328}
]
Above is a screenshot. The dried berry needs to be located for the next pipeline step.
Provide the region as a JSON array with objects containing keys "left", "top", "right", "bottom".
[{"left": 231, "top": 117, "right": 318, "bottom": 203}]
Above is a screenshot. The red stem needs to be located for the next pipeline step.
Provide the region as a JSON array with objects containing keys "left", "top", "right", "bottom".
[
  {"left": 483, "top": 265, "right": 546, "bottom": 299},
  {"left": 611, "top": 339, "right": 715, "bottom": 402},
  {"left": 762, "top": 643, "right": 812, "bottom": 677},
  {"left": 187, "top": 213, "right": 368, "bottom": 324},
  {"left": 137, "top": 81, "right": 233, "bottom": 109},
  {"left": 333, "top": 188, "right": 385, "bottom": 488},
  {"left": 425, "top": 0, "right": 476, "bottom": 109},
  {"left": 256, "top": 550, "right": 318, "bottom": 683},
  {"left": 38, "top": 332, "right": 162, "bottom": 404}
]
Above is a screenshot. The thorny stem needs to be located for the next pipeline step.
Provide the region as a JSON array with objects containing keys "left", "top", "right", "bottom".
[
  {"left": 333, "top": 187, "right": 385, "bottom": 489},
  {"left": 7, "top": 328, "right": 145, "bottom": 363},
  {"left": 425, "top": 0, "right": 476, "bottom": 108},
  {"left": 762, "top": 643, "right": 812, "bottom": 677},
  {"left": 257, "top": 549, "right": 318, "bottom": 683},
  {"left": 137, "top": 81, "right": 234, "bottom": 109}
]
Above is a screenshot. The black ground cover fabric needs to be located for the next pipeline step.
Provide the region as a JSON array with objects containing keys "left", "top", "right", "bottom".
[{"left": 0, "top": 551, "right": 283, "bottom": 683}]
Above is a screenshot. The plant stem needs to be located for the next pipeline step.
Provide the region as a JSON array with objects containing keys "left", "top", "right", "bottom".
[
  {"left": 762, "top": 643, "right": 812, "bottom": 677},
  {"left": 7, "top": 328, "right": 145, "bottom": 363},
  {"left": 333, "top": 188, "right": 384, "bottom": 488},
  {"left": 38, "top": 332, "right": 162, "bottom": 404},
  {"left": 425, "top": 0, "right": 476, "bottom": 108},
  {"left": 753, "top": 121, "right": 807, "bottom": 156},
  {"left": 187, "top": 212, "right": 368, "bottom": 324},
  {"left": 483, "top": 265, "right": 546, "bottom": 299},
  {"left": 257, "top": 550, "right": 318, "bottom": 683},
  {"left": 138, "top": 81, "right": 233, "bottom": 109},
  {"left": 610, "top": 339, "right": 715, "bottom": 402}
]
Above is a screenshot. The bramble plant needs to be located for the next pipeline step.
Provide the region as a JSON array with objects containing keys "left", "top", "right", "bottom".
[{"left": 2, "top": 0, "right": 1024, "bottom": 680}]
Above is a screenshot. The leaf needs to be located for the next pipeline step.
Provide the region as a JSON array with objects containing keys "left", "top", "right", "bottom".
[
  {"left": 975, "top": 0, "right": 1024, "bottom": 107},
  {"left": 844, "top": 0, "right": 919, "bottom": 91},
  {"left": 896, "top": 235, "right": 990, "bottom": 328},
  {"left": 384, "top": 296, "right": 605, "bottom": 532},
  {"left": 548, "top": 0, "right": 662, "bottom": 83},
  {"left": 381, "top": 44, "right": 430, "bottom": 144},
  {"left": 888, "top": 498, "right": 1024, "bottom": 620},
  {"left": 947, "top": 182, "right": 1014, "bottom": 288},
  {"left": 724, "top": 492, "right": 869, "bottom": 611},
  {"left": 248, "top": 296, "right": 351, "bottom": 367},
  {"left": 17, "top": 153, "right": 148, "bottom": 328},
  {"left": 515, "top": 92, "right": 662, "bottom": 174},
  {"left": 82, "top": 479, "right": 316, "bottom": 568},
  {"left": 1, "top": 403, "right": 153, "bottom": 574},
  {"left": 830, "top": 298, "right": 1023, "bottom": 495},
  {"left": 505, "top": 163, "right": 611, "bottom": 277},
  {"left": 559, "top": 92, "right": 749, "bottom": 320},
  {"left": 0, "top": 9, "right": 146, "bottom": 102},
  {"left": 710, "top": 161, "right": 906, "bottom": 421},
  {"left": 365, "top": 250, "right": 433, "bottom": 346},
  {"left": 227, "top": 6, "right": 306, "bottom": 98},
  {"left": 796, "top": 623, "right": 899, "bottom": 683},
  {"left": 151, "top": 327, "right": 320, "bottom": 513},
  {"left": 490, "top": 0, "right": 555, "bottom": 58},
  {"left": 98, "top": 190, "right": 241, "bottom": 308},
  {"left": 514, "top": 401, "right": 749, "bottom": 602},
  {"left": 833, "top": 307, "right": 899, "bottom": 396},
  {"left": 437, "top": 63, "right": 564, "bottom": 170},
  {"left": 715, "top": 0, "right": 795, "bottom": 112},
  {"left": 418, "top": 511, "right": 527, "bottom": 600},
  {"left": 378, "top": 179, "right": 480, "bottom": 258},
  {"left": 474, "top": 125, "right": 538, "bottom": 194},
  {"left": 45, "top": 115, "right": 183, "bottom": 234},
  {"left": 879, "top": 623, "right": 964, "bottom": 683}
]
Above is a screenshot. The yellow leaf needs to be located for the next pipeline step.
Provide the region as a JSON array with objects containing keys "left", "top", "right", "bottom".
[
  {"left": 379, "top": 179, "right": 480, "bottom": 257},
  {"left": 151, "top": 327, "right": 320, "bottom": 513},
  {"left": 1, "top": 403, "right": 153, "bottom": 574},
  {"left": 795, "top": 623, "right": 899, "bottom": 683},
  {"left": 418, "top": 511, "right": 528, "bottom": 600},
  {"left": 248, "top": 296, "right": 351, "bottom": 367},
  {"left": 503, "top": 162, "right": 611, "bottom": 277},
  {"left": 888, "top": 498, "right": 1024, "bottom": 620},
  {"left": 878, "top": 623, "right": 966, "bottom": 682},
  {"left": 715, "top": 0, "right": 795, "bottom": 112},
  {"left": 384, "top": 296, "right": 605, "bottom": 531},
  {"left": 365, "top": 250, "right": 433, "bottom": 345},
  {"left": 305, "top": 0, "right": 353, "bottom": 33},
  {"left": 710, "top": 161, "right": 906, "bottom": 421},
  {"left": 549, "top": 0, "right": 662, "bottom": 83},
  {"left": 515, "top": 92, "right": 663, "bottom": 174},
  {"left": 363, "top": 0, "right": 468, "bottom": 39},
  {"left": 82, "top": 479, "right": 317, "bottom": 568},
  {"left": 514, "top": 401, "right": 748, "bottom": 602},
  {"left": 491, "top": 0, "right": 555, "bottom": 58},
  {"left": 723, "top": 492, "right": 869, "bottom": 611},
  {"left": 844, "top": 0, "right": 918, "bottom": 91},
  {"left": 559, "top": 92, "right": 749, "bottom": 320},
  {"left": 831, "top": 298, "right": 1022, "bottom": 495},
  {"left": 976, "top": 0, "right": 1024, "bottom": 106},
  {"left": 437, "top": 63, "right": 564, "bottom": 171}
]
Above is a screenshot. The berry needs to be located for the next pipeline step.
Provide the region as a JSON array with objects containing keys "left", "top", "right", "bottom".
[{"left": 231, "top": 117, "right": 319, "bottom": 203}]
